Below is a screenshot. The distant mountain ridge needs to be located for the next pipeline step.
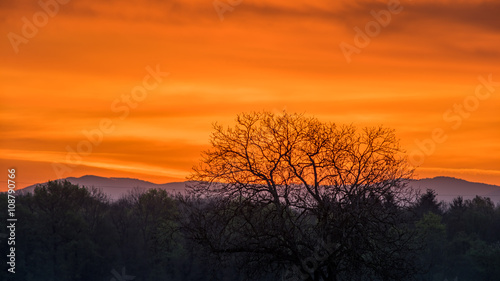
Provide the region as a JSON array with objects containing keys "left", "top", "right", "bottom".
[
  {"left": 18, "top": 175, "right": 500, "bottom": 203},
  {"left": 20, "top": 175, "right": 191, "bottom": 200},
  {"left": 409, "top": 176, "right": 500, "bottom": 203}
]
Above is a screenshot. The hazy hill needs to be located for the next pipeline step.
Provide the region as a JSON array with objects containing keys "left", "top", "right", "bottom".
[
  {"left": 409, "top": 176, "right": 500, "bottom": 203},
  {"left": 18, "top": 175, "right": 500, "bottom": 203},
  {"left": 19, "top": 175, "right": 190, "bottom": 200}
]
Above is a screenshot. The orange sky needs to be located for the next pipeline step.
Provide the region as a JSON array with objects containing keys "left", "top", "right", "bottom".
[{"left": 1, "top": 0, "right": 500, "bottom": 191}]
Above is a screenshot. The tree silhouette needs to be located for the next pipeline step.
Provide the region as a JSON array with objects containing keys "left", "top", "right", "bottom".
[
  {"left": 413, "top": 189, "right": 443, "bottom": 218},
  {"left": 183, "top": 111, "right": 420, "bottom": 281},
  {"left": 1, "top": 178, "right": 499, "bottom": 280}
]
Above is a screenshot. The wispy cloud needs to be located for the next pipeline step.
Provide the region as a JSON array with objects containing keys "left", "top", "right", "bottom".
[{"left": 1, "top": 0, "right": 499, "bottom": 189}]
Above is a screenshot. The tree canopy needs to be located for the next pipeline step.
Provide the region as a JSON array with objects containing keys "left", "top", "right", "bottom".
[{"left": 184, "top": 111, "right": 420, "bottom": 281}]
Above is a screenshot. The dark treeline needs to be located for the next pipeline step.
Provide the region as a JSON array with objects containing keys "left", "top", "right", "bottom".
[
  {"left": 0, "top": 181, "right": 232, "bottom": 281},
  {"left": 1, "top": 181, "right": 500, "bottom": 281},
  {"left": 412, "top": 190, "right": 500, "bottom": 281}
]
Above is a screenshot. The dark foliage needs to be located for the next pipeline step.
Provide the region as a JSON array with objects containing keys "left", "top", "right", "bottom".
[{"left": 1, "top": 181, "right": 499, "bottom": 281}]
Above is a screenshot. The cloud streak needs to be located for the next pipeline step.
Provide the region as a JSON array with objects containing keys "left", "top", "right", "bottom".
[{"left": 1, "top": 0, "right": 499, "bottom": 189}]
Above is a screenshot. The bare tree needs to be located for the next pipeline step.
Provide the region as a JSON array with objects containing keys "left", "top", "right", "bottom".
[{"left": 182, "top": 111, "right": 421, "bottom": 281}]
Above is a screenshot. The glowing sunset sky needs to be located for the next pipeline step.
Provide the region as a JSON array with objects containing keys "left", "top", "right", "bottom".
[{"left": 1, "top": 0, "right": 500, "bottom": 190}]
